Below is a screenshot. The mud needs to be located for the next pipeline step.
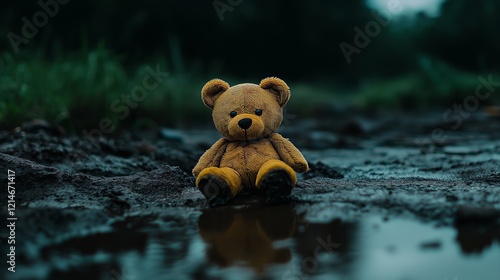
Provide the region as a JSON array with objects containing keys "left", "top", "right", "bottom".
[{"left": 0, "top": 113, "right": 499, "bottom": 279}]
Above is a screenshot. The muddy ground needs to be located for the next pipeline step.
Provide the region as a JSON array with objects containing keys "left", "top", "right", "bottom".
[{"left": 1, "top": 112, "right": 499, "bottom": 279}]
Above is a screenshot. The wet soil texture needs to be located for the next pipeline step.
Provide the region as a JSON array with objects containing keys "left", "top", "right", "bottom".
[{"left": 0, "top": 112, "right": 499, "bottom": 279}]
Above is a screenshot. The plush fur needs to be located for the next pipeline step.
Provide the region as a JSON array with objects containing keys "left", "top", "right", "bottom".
[{"left": 193, "top": 77, "right": 309, "bottom": 205}]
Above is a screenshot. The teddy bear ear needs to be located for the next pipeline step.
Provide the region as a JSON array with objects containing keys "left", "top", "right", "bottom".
[
  {"left": 201, "top": 79, "right": 230, "bottom": 109},
  {"left": 259, "top": 77, "right": 290, "bottom": 107}
]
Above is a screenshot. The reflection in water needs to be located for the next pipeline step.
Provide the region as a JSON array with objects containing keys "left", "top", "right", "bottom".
[
  {"left": 198, "top": 203, "right": 298, "bottom": 273},
  {"left": 292, "top": 217, "right": 357, "bottom": 277},
  {"left": 197, "top": 203, "right": 357, "bottom": 277},
  {"left": 15, "top": 206, "right": 500, "bottom": 279},
  {"left": 455, "top": 222, "right": 500, "bottom": 254}
]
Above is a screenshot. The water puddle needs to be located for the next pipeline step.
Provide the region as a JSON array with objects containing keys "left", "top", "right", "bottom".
[{"left": 11, "top": 203, "right": 500, "bottom": 280}]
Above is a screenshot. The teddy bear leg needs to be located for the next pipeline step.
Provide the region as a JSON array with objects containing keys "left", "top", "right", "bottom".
[
  {"left": 196, "top": 167, "right": 242, "bottom": 207},
  {"left": 255, "top": 159, "right": 297, "bottom": 204}
]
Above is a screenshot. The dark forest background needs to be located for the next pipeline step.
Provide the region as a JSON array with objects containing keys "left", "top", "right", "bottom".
[{"left": 1, "top": 0, "right": 499, "bottom": 131}]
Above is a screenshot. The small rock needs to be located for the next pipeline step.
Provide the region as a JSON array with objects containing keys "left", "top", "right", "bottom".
[
  {"left": 340, "top": 120, "right": 364, "bottom": 136},
  {"left": 160, "top": 128, "right": 185, "bottom": 143},
  {"left": 303, "top": 161, "right": 343, "bottom": 179},
  {"left": 455, "top": 206, "right": 500, "bottom": 224},
  {"left": 443, "top": 146, "right": 483, "bottom": 155},
  {"left": 420, "top": 240, "right": 441, "bottom": 250},
  {"left": 17, "top": 119, "right": 65, "bottom": 136}
]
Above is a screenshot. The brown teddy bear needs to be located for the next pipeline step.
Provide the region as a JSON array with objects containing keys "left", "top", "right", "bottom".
[{"left": 192, "top": 77, "right": 309, "bottom": 206}]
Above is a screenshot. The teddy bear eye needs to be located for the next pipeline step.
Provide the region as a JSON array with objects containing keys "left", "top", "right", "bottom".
[
  {"left": 230, "top": 111, "right": 237, "bottom": 118},
  {"left": 255, "top": 109, "right": 263, "bottom": 116}
]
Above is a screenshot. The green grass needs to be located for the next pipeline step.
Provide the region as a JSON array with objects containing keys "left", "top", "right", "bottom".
[
  {"left": 356, "top": 57, "right": 497, "bottom": 110},
  {"left": 286, "top": 83, "right": 351, "bottom": 115},
  {"left": 0, "top": 47, "right": 346, "bottom": 132},
  {"left": 1, "top": 49, "right": 495, "bottom": 132},
  {"left": 0, "top": 47, "right": 209, "bottom": 132}
]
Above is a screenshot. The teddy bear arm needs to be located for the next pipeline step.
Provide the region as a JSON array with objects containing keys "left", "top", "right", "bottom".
[
  {"left": 192, "top": 138, "right": 229, "bottom": 176},
  {"left": 269, "top": 133, "right": 309, "bottom": 173}
]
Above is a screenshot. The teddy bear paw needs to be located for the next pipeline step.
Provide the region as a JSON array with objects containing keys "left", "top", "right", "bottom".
[
  {"left": 198, "top": 175, "right": 232, "bottom": 207},
  {"left": 259, "top": 169, "right": 294, "bottom": 205}
]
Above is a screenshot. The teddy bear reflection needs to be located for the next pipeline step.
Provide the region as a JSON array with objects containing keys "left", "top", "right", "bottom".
[{"left": 198, "top": 204, "right": 297, "bottom": 272}]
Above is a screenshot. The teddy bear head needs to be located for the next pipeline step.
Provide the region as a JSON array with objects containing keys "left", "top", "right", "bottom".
[{"left": 201, "top": 77, "right": 290, "bottom": 141}]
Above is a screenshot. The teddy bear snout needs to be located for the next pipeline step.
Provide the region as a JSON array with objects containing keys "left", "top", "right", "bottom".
[
  {"left": 227, "top": 114, "right": 265, "bottom": 140},
  {"left": 238, "top": 118, "right": 252, "bottom": 130}
]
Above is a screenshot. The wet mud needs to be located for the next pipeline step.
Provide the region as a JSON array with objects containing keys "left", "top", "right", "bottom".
[{"left": 1, "top": 113, "right": 499, "bottom": 279}]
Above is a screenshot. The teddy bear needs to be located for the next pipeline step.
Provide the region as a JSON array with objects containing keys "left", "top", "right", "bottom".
[{"left": 192, "top": 77, "right": 309, "bottom": 206}]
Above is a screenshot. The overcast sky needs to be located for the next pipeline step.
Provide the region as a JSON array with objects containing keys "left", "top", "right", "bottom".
[{"left": 367, "top": 0, "right": 445, "bottom": 17}]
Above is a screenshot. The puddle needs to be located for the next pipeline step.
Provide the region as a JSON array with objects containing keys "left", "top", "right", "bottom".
[{"left": 9, "top": 204, "right": 500, "bottom": 280}]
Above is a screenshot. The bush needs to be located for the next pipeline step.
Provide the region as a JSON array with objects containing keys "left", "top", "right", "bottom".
[{"left": 357, "top": 57, "right": 493, "bottom": 110}]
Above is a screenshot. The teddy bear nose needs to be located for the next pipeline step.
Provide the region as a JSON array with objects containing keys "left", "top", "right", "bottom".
[{"left": 238, "top": 118, "right": 252, "bottom": 130}]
